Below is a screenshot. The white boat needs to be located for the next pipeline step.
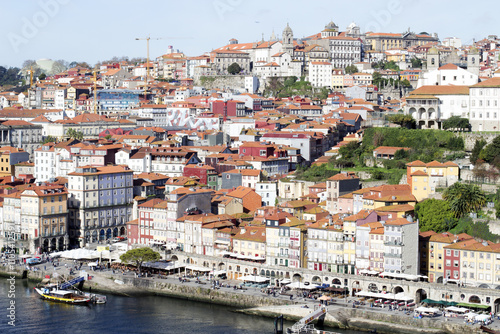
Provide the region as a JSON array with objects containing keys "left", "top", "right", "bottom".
[{"left": 34, "top": 286, "right": 91, "bottom": 305}]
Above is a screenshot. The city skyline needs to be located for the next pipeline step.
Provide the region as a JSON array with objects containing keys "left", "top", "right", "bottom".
[{"left": 1, "top": 0, "right": 498, "bottom": 68}]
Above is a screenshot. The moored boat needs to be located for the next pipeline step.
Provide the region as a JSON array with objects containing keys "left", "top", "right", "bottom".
[{"left": 34, "top": 287, "right": 91, "bottom": 305}]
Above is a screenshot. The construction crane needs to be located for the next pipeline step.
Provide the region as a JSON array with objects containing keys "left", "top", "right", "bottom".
[
  {"left": 135, "top": 35, "right": 163, "bottom": 96},
  {"left": 28, "top": 66, "right": 34, "bottom": 88}
]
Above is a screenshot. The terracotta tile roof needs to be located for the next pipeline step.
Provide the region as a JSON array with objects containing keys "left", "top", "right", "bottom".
[
  {"left": 373, "top": 146, "right": 410, "bottom": 155},
  {"left": 233, "top": 226, "right": 266, "bottom": 243},
  {"left": 344, "top": 210, "right": 371, "bottom": 222},
  {"left": 438, "top": 63, "right": 460, "bottom": 70},
  {"left": 410, "top": 85, "right": 469, "bottom": 95},
  {"left": 406, "top": 160, "right": 427, "bottom": 167},
  {"left": 384, "top": 217, "right": 415, "bottom": 226},
  {"left": 374, "top": 204, "right": 415, "bottom": 212},
  {"left": 327, "top": 172, "right": 358, "bottom": 181},
  {"left": 471, "top": 77, "right": 500, "bottom": 88}
]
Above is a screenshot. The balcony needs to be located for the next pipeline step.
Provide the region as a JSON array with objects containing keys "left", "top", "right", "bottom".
[
  {"left": 290, "top": 244, "right": 300, "bottom": 250},
  {"left": 384, "top": 253, "right": 402, "bottom": 258},
  {"left": 278, "top": 242, "right": 290, "bottom": 247},
  {"left": 384, "top": 241, "right": 404, "bottom": 246}
]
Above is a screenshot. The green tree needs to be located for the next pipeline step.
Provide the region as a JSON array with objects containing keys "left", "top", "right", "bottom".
[
  {"left": 482, "top": 135, "right": 500, "bottom": 164},
  {"left": 450, "top": 218, "right": 500, "bottom": 242},
  {"left": 66, "top": 128, "right": 84, "bottom": 140},
  {"left": 383, "top": 61, "right": 400, "bottom": 71},
  {"left": 410, "top": 58, "right": 422, "bottom": 68},
  {"left": 266, "top": 77, "right": 284, "bottom": 97},
  {"left": 42, "top": 136, "right": 57, "bottom": 144},
  {"left": 394, "top": 148, "right": 409, "bottom": 160},
  {"left": 120, "top": 247, "right": 161, "bottom": 274},
  {"left": 388, "top": 114, "right": 416, "bottom": 129},
  {"left": 415, "top": 199, "right": 456, "bottom": 232},
  {"left": 227, "top": 62, "right": 242, "bottom": 75},
  {"left": 38, "top": 73, "right": 46, "bottom": 80},
  {"left": 471, "top": 138, "right": 487, "bottom": 165},
  {"left": 442, "top": 116, "right": 470, "bottom": 131},
  {"left": 443, "top": 182, "right": 486, "bottom": 218},
  {"left": 345, "top": 65, "right": 358, "bottom": 75}
]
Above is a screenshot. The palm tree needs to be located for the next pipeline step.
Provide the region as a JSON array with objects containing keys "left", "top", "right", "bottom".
[{"left": 443, "top": 182, "right": 486, "bottom": 218}]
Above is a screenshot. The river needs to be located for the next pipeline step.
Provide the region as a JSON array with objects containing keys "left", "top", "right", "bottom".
[{"left": 0, "top": 279, "right": 364, "bottom": 334}]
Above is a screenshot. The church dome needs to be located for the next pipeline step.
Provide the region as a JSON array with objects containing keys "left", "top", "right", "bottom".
[
  {"left": 325, "top": 21, "right": 338, "bottom": 30},
  {"left": 283, "top": 23, "right": 293, "bottom": 34}
]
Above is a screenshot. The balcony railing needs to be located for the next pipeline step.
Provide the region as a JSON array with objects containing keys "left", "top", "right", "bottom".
[
  {"left": 384, "top": 253, "right": 402, "bottom": 258},
  {"left": 384, "top": 241, "right": 404, "bottom": 246}
]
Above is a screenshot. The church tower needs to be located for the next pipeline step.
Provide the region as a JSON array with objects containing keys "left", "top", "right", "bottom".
[
  {"left": 282, "top": 23, "right": 294, "bottom": 56},
  {"left": 426, "top": 46, "right": 440, "bottom": 71},
  {"left": 467, "top": 47, "right": 480, "bottom": 76}
]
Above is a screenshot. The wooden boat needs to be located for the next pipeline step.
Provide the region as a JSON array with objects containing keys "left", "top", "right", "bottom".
[
  {"left": 480, "top": 325, "right": 500, "bottom": 334},
  {"left": 34, "top": 287, "right": 91, "bottom": 305}
]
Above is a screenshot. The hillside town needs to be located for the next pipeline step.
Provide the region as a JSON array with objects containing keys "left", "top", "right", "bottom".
[{"left": 2, "top": 21, "right": 500, "bottom": 308}]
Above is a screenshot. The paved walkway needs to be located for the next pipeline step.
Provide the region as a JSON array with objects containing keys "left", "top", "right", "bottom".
[{"left": 14, "top": 258, "right": 500, "bottom": 331}]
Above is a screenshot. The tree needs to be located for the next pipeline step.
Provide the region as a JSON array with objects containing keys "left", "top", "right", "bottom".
[
  {"left": 471, "top": 138, "right": 487, "bottom": 165},
  {"left": 415, "top": 199, "right": 456, "bottom": 232},
  {"left": 482, "top": 135, "right": 500, "bottom": 164},
  {"left": 345, "top": 65, "right": 358, "bottom": 75},
  {"left": 120, "top": 247, "right": 161, "bottom": 274},
  {"left": 394, "top": 148, "right": 409, "bottom": 160},
  {"left": 388, "top": 114, "right": 416, "bottom": 129},
  {"left": 442, "top": 116, "right": 470, "bottom": 131},
  {"left": 443, "top": 182, "right": 486, "bottom": 218},
  {"left": 38, "top": 73, "right": 46, "bottom": 80},
  {"left": 42, "top": 136, "right": 57, "bottom": 144},
  {"left": 266, "top": 77, "right": 284, "bottom": 97},
  {"left": 410, "top": 58, "right": 422, "bottom": 68},
  {"left": 66, "top": 128, "right": 83, "bottom": 140},
  {"left": 227, "top": 62, "right": 242, "bottom": 75}
]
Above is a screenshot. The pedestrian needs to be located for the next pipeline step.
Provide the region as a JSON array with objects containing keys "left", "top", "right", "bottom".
[
  {"left": 89, "top": 287, "right": 92, "bottom": 293},
  {"left": 290, "top": 295, "right": 293, "bottom": 300}
]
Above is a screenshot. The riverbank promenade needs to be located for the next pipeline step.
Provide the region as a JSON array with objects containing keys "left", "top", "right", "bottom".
[{"left": 2, "top": 257, "right": 498, "bottom": 334}]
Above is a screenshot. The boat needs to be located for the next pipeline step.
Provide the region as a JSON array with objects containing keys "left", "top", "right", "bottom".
[
  {"left": 34, "top": 286, "right": 91, "bottom": 305},
  {"left": 480, "top": 325, "right": 500, "bottom": 334}
]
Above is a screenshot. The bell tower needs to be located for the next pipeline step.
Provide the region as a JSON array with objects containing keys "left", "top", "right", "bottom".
[
  {"left": 282, "top": 23, "right": 294, "bottom": 56},
  {"left": 467, "top": 47, "right": 480, "bottom": 76}
]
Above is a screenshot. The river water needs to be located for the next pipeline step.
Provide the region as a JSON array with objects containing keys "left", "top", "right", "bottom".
[{"left": 0, "top": 279, "right": 364, "bottom": 334}]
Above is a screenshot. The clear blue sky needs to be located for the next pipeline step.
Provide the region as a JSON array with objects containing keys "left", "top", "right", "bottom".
[{"left": 0, "top": 0, "right": 497, "bottom": 68}]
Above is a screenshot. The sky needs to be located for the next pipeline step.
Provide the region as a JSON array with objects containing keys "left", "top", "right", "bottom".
[{"left": 0, "top": 0, "right": 498, "bottom": 68}]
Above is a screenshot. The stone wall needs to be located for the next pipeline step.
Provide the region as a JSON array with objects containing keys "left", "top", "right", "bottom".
[
  {"left": 194, "top": 76, "right": 246, "bottom": 90},
  {"left": 455, "top": 132, "right": 498, "bottom": 151},
  {"left": 340, "top": 308, "right": 482, "bottom": 334}
]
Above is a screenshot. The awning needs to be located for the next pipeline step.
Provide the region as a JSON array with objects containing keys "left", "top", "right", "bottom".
[
  {"left": 237, "top": 275, "right": 269, "bottom": 283},
  {"left": 286, "top": 282, "right": 320, "bottom": 290},
  {"left": 210, "top": 270, "right": 226, "bottom": 276},
  {"left": 185, "top": 265, "right": 211, "bottom": 272},
  {"left": 457, "top": 302, "right": 490, "bottom": 309},
  {"left": 445, "top": 306, "right": 470, "bottom": 313}
]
